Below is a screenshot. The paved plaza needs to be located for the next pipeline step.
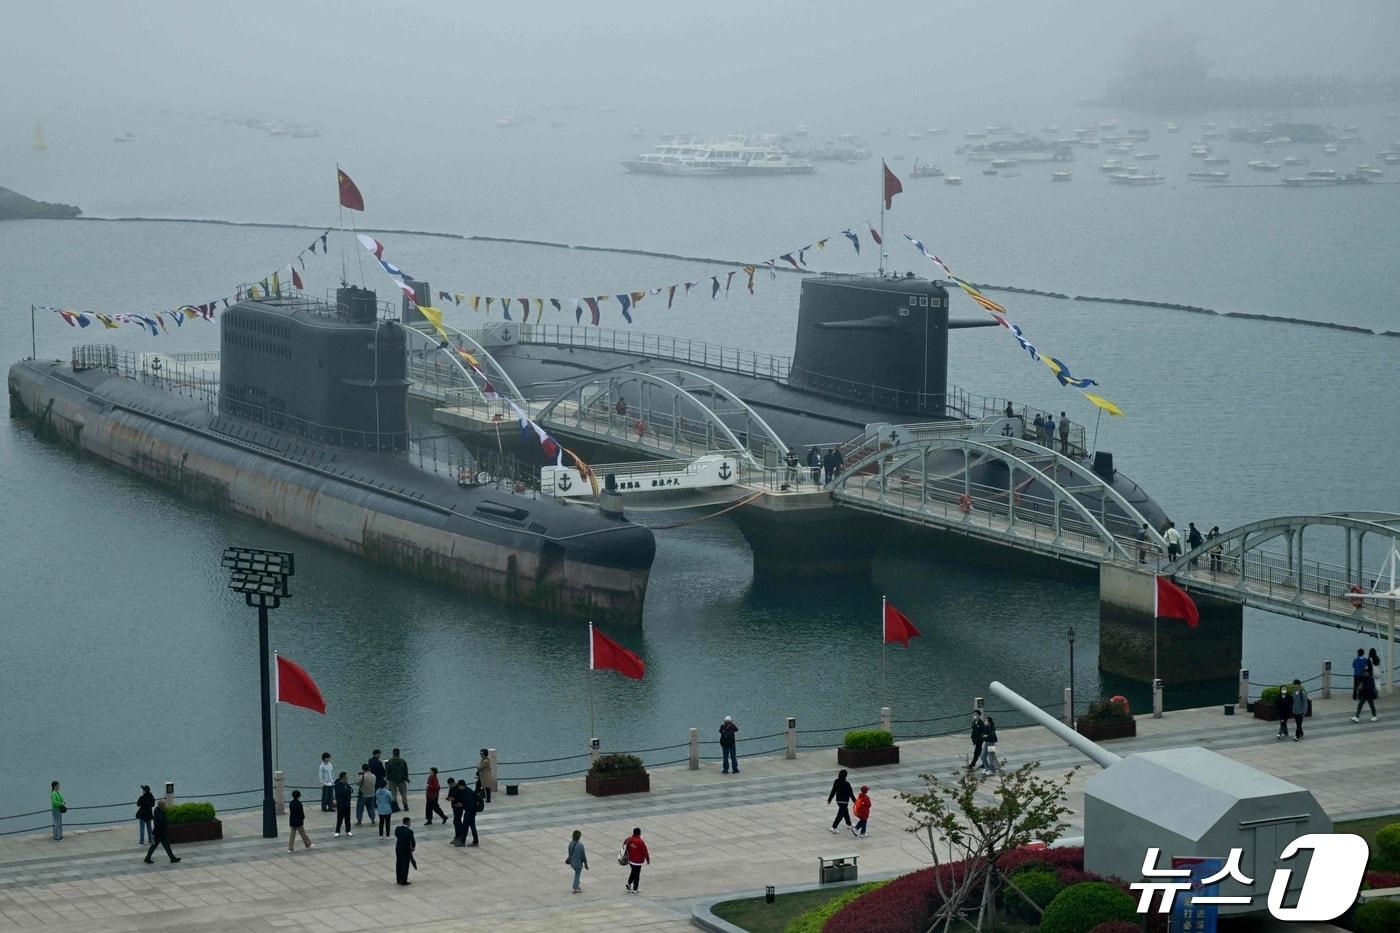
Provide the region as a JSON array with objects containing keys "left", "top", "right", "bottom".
[{"left": 2, "top": 693, "right": 1396, "bottom": 932}]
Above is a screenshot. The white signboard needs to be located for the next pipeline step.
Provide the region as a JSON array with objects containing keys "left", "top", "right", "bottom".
[{"left": 542, "top": 454, "right": 738, "bottom": 498}]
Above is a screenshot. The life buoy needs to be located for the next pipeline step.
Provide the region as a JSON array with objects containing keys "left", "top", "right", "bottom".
[
  {"left": 958, "top": 494, "right": 973, "bottom": 514},
  {"left": 1349, "top": 584, "right": 1365, "bottom": 609}
]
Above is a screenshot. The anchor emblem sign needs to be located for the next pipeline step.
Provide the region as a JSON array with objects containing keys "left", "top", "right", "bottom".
[
  {"left": 717, "top": 461, "right": 732, "bottom": 481},
  {"left": 557, "top": 472, "right": 573, "bottom": 492}
]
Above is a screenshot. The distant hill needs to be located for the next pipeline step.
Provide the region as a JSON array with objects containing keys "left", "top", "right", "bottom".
[{"left": 0, "top": 186, "right": 82, "bottom": 220}]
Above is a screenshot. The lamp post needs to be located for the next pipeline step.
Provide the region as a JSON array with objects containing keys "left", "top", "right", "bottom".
[
  {"left": 221, "top": 547, "right": 294, "bottom": 839},
  {"left": 1067, "top": 625, "right": 1076, "bottom": 728}
]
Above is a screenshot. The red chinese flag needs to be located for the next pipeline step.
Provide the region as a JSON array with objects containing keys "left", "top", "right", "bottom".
[
  {"left": 590, "top": 625, "right": 645, "bottom": 680},
  {"left": 337, "top": 168, "right": 365, "bottom": 212},
  {"left": 882, "top": 160, "right": 903, "bottom": 210},
  {"left": 1155, "top": 576, "right": 1200, "bottom": 628},
  {"left": 275, "top": 654, "right": 327, "bottom": 713},
  {"left": 883, "top": 600, "right": 921, "bottom": 647}
]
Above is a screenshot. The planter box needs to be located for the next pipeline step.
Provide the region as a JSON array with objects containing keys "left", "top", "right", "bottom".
[
  {"left": 1075, "top": 719, "right": 1137, "bottom": 742},
  {"left": 585, "top": 772, "right": 650, "bottom": 797},
  {"left": 1254, "top": 700, "right": 1312, "bottom": 721},
  {"left": 166, "top": 819, "right": 223, "bottom": 844},
  {"left": 837, "top": 745, "right": 900, "bottom": 768}
]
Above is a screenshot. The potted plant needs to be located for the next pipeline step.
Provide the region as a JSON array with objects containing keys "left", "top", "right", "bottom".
[
  {"left": 1075, "top": 699, "right": 1136, "bottom": 741},
  {"left": 585, "top": 753, "right": 650, "bottom": 797},
  {"left": 837, "top": 729, "right": 900, "bottom": 768},
  {"left": 1253, "top": 685, "right": 1312, "bottom": 721},
  {"left": 164, "top": 802, "right": 222, "bottom": 843}
]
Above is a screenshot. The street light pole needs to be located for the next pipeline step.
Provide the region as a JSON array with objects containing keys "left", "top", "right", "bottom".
[
  {"left": 1068, "top": 625, "right": 1077, "bottom": 728},
  {"left": 222, "top": 547, "right": 295, "bottom": 841}
]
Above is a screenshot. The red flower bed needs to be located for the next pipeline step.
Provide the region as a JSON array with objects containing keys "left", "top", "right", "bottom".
[{"left": 1365, "top": 869, "right": 1400, "bottom": 889}]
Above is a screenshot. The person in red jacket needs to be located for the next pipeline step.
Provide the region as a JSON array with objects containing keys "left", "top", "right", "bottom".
[
  {"left": 424, "top": 767, "right": 448, "bottom": 825},
  {"left": 622, "top": 827, "right": 650, "bottom": 894},
  {"left": 851, "top": 786, "right": 871, "bottom": 838}
]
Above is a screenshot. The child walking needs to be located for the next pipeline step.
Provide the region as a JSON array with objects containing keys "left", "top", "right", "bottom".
[{"left": 852, "top": 786, "right": 871, "bottom": 838}]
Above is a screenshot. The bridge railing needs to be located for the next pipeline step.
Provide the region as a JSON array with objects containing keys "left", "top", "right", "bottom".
[{"left": 514, "top": 324, "right": 793, "bottom": 381}]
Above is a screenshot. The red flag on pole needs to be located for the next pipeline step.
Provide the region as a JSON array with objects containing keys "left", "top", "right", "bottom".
[
  {"left": 883, "top": 599, "right": 922, "bottom": 647},
  {"left": 275, "top": 654, "right": 326, "bottom": 713},
  {"left": 1155, "top": 576, "right": 1200, "bottom": 628},
  {"left": 590, "top": 623, "right": 645, "bottom": 680},
  {"left": 882, "top": 161, "right": 903, "bottom": 210},
  {"left": 291, "top": 266, "right": 304, "bottom": 290},
  {"left": 337, "top": 168, "right": 365, "bottom": 212}
]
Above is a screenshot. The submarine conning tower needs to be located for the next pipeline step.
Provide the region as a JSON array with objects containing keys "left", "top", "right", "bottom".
[
  {"left": 791, "top": 273, "right": 991, "bottom": 416},
  {"left": 217, "top": 286, "right": 411, "bottom": 451}
]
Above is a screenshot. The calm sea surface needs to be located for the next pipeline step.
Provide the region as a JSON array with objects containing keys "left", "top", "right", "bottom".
[{"left": 1, "top": 102, "right": 1397, "bottom": 822}]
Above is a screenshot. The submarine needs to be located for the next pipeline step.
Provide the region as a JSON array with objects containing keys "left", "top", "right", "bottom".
[
  {"left": 428, "top": 273, "right": 1169, "bottom": 572},
  {"left": 7, "top": 286, "right": 655, "bottom": 622}
]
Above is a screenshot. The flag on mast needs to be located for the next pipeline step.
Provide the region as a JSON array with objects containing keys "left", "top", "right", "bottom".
[
  {"left": 882, "top": 161, "right": 904, "bottom": 210},
  {"left": 589, "top": 622, "right": 645, "bottom": 679},
  {"left": 882, "top": 597, "right": 922, "bottom": 647},
  {"left": 275, "top": 655, "right": 327, "bottom": 713},
  {"left": 337, "top": 168, "right": 365, "bottom": 212},
  {"left": 1154, "top": 576, "right": 1200, "bottom": 628}
]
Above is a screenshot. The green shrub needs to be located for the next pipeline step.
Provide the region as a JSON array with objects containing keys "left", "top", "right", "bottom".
[
  {"left": 1375, "top": 822, "right": 1400, "bottom": 866},
  {"left": 164, "top": 802, "right": 216, "bottom": 824},
  {"left": 1079, "top": 700, "right": 1132, "bottom": 724},
  {"left": 784, "top": 880, "right": 887, "bottom": 933},
  {"left": 1040, "top": 881, "right": 1137, "bottom": 933},
  {"left": 1355, "top": 899, "right": 1400, "bottom": 933},
  {"left": 1005, "top": 867, "right": 1064, "bottom": 922},
  {"left": 588, "top": 753, "right": 645, "bottom": 777},
  {"left": 843, "top": 729, "right": 894, "bottom": 750},
  {"left": 1259, "top": 685, "right": 1289, "bottom": 706}
]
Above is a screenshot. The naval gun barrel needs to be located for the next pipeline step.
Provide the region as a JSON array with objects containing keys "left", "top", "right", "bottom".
[{"left": 989, "top": 681, "right": 1122, "bottom": 769}]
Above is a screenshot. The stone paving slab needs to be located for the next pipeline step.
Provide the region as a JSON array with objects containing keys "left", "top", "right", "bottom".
[{"left": 0, "top": 694, "right": 1395, "bottom": 932}]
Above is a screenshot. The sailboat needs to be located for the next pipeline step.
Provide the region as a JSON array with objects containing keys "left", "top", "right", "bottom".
[{"left": 32, "top": 122, "right": 47, "bottom": 150}]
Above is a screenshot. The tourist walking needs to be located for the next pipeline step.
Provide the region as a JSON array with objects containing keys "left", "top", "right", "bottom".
[
  {"left": 475, "top": 749, "right": 494, "bottom": 804},
  {"left": 827, "top": 769, "right": 855, "bottom": 833},
  {"left": 851, "top": 786, "right": 871, "bottom": 838},
  {"left": 1206, "top": 526, "right": 1222, "bottom": 572},
  {"left": 621, "top": 827, "right": 650, "bottom": 893},
  {"left": 143, "top": 800, "right": 181, "bottom": 864},
  {"left": 1369, "top": 648, "right": 1383, "bottom": 684},
  {"left": 1290, "top": 679, "right": 1309, "bottom": 741},
  {"left": 136, "top": 785, "right": 156, "bottom": 845},
  {"left": 1353, "top": 671, "right": 1379, "bottom": 723},
  {"left": 1186, "top": 523, "right": 1204, "bottom": 567},
  {"left": 333, "top": 771, "right": 353, "bottom": 837},
  {"left": 355, "top": 764, "right": 376, "bottom": 825},
  {"left": 1057, "top": 411, "right": 1069, "bottom": 454},
  {"left": 719, "top": 716, "right": 740, "bottom": 774},
  {"left": 50, "top": 781, "right": 65, "bottom": 841},
  {"left": 567, "top": 829, "right": 589, "bottom": 892},
  {"left": 367, "top": 750, "right": 387, "bottom": 789},
  {"left": 394, "top": 817, "right": 416, "bottom": 885},
  {"left": 1274, "top": 685, "right": 1293, "bottom": 739},
  {"left": 1135, "top": 523, "right": 1149, "bottom": 564},
  {"left": 376, "top": 784, "right": 393, "bottom": 838},
  {"left": 980, "top": 716, "right": 1000, "bottom": 774},
  {"left": 968, "top": 709, "right": 986, "bottom": 770},
  {"left": 783, "top": 447, "right": 799, "bottom": 490},
  {"left": 454, "top": 781, "right": 479, "bottom": 847},
  {"left": 425, "top": 768, "right": 448, "bottom": 825},
  {"left": 319, "top": 752, "right": 335, "bottom": 812},
  {"left": 807, "top": 447, "right": 821, "bottom": 484},
  {"left": 1163, "top": 522, "right": 1182, "bottom": 563},
  {"left": 1353, "top": 649, "right": 1371, "bottom": 700},
  {"left": 385, "top": 748, "right": 409, "bottom": 812},
  {"left": 288, "top": 790, "right": 313, "bottom": 852}
]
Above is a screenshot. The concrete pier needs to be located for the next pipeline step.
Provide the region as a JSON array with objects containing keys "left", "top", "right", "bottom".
[{"left": 1099, "top": 562, "right": 1244, "bottom": 684}]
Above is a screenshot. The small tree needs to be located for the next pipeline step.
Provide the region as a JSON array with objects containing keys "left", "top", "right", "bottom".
[{"left": 900, "top": 761, "right": 1077, "bottom": 932}]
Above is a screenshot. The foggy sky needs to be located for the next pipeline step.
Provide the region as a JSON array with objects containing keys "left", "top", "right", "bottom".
[{"left": 6, "top": 1, "right": 1399, "bottom": 121}]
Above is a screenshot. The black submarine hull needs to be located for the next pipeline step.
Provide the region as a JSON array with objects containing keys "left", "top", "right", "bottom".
[{"left": 8, "top": 358, "right": 654, "bottom": 622}]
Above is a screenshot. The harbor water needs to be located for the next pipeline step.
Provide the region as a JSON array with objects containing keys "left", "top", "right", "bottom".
[{"left": 2, "top": 101, "right": 1397, "bottom": 817}]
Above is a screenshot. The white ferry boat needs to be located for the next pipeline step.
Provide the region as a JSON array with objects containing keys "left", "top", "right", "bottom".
[{"left": 621, "top": 136, "right": 815, "bottom": 176}]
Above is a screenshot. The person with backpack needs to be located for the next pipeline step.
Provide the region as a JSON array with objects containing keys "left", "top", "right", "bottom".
[
  {"left": 621, "top": 827, "right": 650, "bottom": 893},
  {"left": 566, "top": 829, "right": 589, "bottom": 893},
  {"left": 1289, "top": 679, "right": 1309, "bottom": 741},
  {"left": 980, "top": 716, "right": 1000, "bottom": 775},
  {"left": 287, "top": 789, "right": 313, "bottom": 852},
  {"left": 1273, "top": 685, "right": 1293, "bottom": 740},
  {"left": 851, "top": 786, "right": 872, "bottom": 838},
  {"left": 1352, "top": 648, "right": 1370, "bottom": 700},
  {"left": 719, "top": 716, "right": 740, "bottom": 774},
  {"left": 1186, "top": 523, "right": 1204, "bottom": 567},
  {"left": 827, "top": 769, "right": 855, "bottom": 833}
]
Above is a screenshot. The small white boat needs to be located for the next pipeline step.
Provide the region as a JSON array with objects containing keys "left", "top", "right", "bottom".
[
  {"left": 1098, "top": 159, "right": 1123, "bottom": 173},
  {"left": 943, "top": 175, "right": 963, "bottom": 185},
  {"left": 1189, "top": 145, "right": 1210, "bottom": 157},
  {"left": 1133, "top": 152, "right": 1160, "bottom": 161},
  {"left": 1042, "top": 123, "right": 1060, "bottom": 134},
  {"left": 496, "top": 115, "right": 520, "bottom": 128},
  {"left": 1262, "top": 136, "right": 1291, "bottom": 147},
  {"left": 1051, "top": 170, "right": 1072, "bottom": 181},
  {"left": 1106, "top": 143, "right": 1133, "bottom": 155},
  {"left": 1202, "top": 156, "right": 1230, "bottom": 165},
  {"left": 1187, "top": 170, "right": 1229, "bottom": 181},
  {"left": 1283, "top": 156, "right": 1309, "bottom": 166},
  {"left": 907, "top": 131, "right": 927, "bottom": 141},
  {"left": 1283, "top": 174, "right": 1338, "bottom": 187},
  {"left": 1249, "top": 160, "right": 1281, "bottom": 172},
  {"left": 1164, "top": 122, "right": 1182, "bottom": 133},
  {"left": 1322, "top": 143, "right": 1341, "bottom": 155},
  {"left": 1109, "top": 171, "right": 1165, "bottom": 185},
  {"left": 989, "top": 158, "right": 1019, "bottom": 169},
  {"left": 793, "top": 123, "right": 809, "bottom": 137},
  {"left": 1381, "top": 152, "right": 1400, "bottom": 164},
  {"left": 1356, "top": 164, "right": 1384, "bottom": 177}
]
